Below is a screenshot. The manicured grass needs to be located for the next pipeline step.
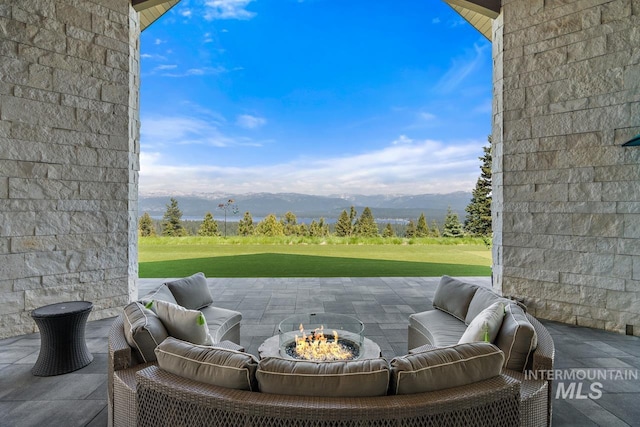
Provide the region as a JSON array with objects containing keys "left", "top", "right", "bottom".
[{"left": 138, "top": 237, "right": 492, "bottom": 278}]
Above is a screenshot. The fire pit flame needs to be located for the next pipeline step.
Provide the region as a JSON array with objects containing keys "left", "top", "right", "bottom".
[{"left": 294, "top": 323, "right": 354, "bottom": 361}]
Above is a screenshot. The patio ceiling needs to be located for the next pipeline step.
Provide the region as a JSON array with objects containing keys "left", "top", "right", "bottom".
[
  {"left": 132, "top": 0, "right": 182, "bottom": 31},
  {"left": 443, "top": 0, "right": 501, "bottom": 41}
]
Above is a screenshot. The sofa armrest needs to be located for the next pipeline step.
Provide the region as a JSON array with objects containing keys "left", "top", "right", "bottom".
[
  {"left": 109, "top": 315, "right": 134, "bottom": 372},
  {"left": 527, "top": 314, "right": 554, "bottom": 374}
]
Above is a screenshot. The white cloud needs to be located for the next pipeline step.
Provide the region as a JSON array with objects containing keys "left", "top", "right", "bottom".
[
  {"left": 432, "top": 17, "right": 441, "bottom": 24},
  {"left": 139, "top": 136, "right": 484, "bottom": 196},
  {"left": 160, "top": 66, "right": 228, "bottom": 78},
  {"left": 154, "top": 38, "right": 165, "bottom": 45},
  {"left": 154, "top": 64, "right": 178, "bottom": 70},
  {"left": 181, "top": 9, "right": 192, "bottom": 17},
  {"left": 418, "top": 112, "right": 436, "bottom": 121},
  {"left": 436, "top": 42, "right": 490, "bottom": 93},
  {"left": 204, "top": 0, "right": 256, "bottom": 20},
  {"left": 236, "top": 114, "right": 267, "bottom": 129},
  {"left": 141, "top": 53, "right": 168, "bottom": 61}
]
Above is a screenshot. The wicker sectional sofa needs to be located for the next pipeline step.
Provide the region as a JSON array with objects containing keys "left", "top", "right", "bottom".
[
  {"left": 408, "top": 276, "right": 555, "bottom": 427},
  {"left": 107, "top": 275, "right": 554, "bottom": 427}
]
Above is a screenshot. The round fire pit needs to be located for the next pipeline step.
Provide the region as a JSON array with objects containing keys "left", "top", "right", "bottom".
[{"left": 279, "top": 313, "right": 364, "bottom": 361}]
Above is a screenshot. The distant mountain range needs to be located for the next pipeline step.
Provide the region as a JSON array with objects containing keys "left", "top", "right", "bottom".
[{"left": 139, "top": 192, "right": 472, "bottom": 223}]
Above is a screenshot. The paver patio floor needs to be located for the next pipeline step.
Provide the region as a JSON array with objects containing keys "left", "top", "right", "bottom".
[{"left": 1, "top": 277, "right": 639, "bottom": 426}]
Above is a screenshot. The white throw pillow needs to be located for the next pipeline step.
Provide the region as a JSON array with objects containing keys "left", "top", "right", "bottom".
[
  {"left": 151, "top": 299, "right": 213, "bottom": 345},
  {"left": 458, "top": 301, "right": 505, "bottom": 344}
]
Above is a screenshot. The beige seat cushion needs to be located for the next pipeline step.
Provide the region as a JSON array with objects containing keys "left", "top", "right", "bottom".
[
  {"left": 200, "top": 306, "right": 242, "bottom": 343},
  {"left": 155, "top": 337, "right": 259, "bottom": 391},
  {"left": 409, "top": 309, "right": 468, "bottom": 347},
  {"left": 495, "top": 304, "right": 538, "bottom": 372},
  {"left": 256, "top": 357, "right": 390, "bottom": 397},
  {"left": 458, "top": 301, "right": 506, "bottom": 344},
  {"left": 390, "top": 342, "right": 504, "bottom": 395},
  {"left": 122, "top": 302, "right": 168, "bottom": 363},
  {"left": 432, "top": 276, "right": 479, "bottom": 321}
]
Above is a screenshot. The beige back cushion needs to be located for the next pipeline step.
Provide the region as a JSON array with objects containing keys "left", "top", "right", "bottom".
[
  {"left": 122, "top": 302, "right": 168, "bottom": 363},
  {"left": 432, "top": 276, "right": 479, "bottom": 321},
  {"left": 256, "top": 357, "right": 390, "bottom": 397},
  {"left": 165, "top": 272, "right": 213, "bottom": 310},
  {"left": 155, "top": 337, "right": 259, "bottom": 391},
  {"left": 465, "top": 287, "right": 511, "bottom": 324},
  {"left": 495, "top": 304, "right": 538, "bottom": 372},
  {"left": 390, "top": 342, "right": 504, "bottom": 395}
]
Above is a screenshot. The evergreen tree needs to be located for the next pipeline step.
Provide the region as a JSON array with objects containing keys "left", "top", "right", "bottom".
[
  {"left": 335, "top": 210, "right": 352, "bottom": 237},
  {"left": 139, "top": 212, "right": 155, "bottom": 237},
  {"left": 382, "top": 223, "right": 395, "bottom": 238},
  {"left": 443, "top": 207, "right": 464, "bottom": 237},
  {"left": 198, "top": 212, "right": 219, "bottom": 236},
  {"left": 161, "top": 198, "right": 186, "bottom": 236},
  {"left": 465, "top": 142, "right": 492, "bottom": 236},
  {"left": 349, "top": 206, "right": 357, "bottom": 226},
  {"left": 309, "top": 218, "right": 329, "bottom": 237},
  {"left": 353, "top": 207, "right": 378, "bottom": 237},
  {"left": 238, "top": 211, "right": 254, "bottom": 236},
  {"left": 430, "top": 220, "right": 441, "bottom": 237},
  {"left": 405, "top": 220, "right": 417, "bottom": 238},
  {"left": 416, "top": 213, "right": 429, "bottom": 237},
  {"left": 256, "top": 214, "right": 284, "bottom": 236},
  {"left": 282, "top": 211, "right": 299, "bottom": 236}
]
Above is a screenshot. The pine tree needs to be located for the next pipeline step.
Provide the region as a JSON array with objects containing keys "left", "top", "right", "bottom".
[
  {"left": 161, "top": 198, "right": 187, "bottom": 236},
  {"left": 382, "top": 223, "right": 395, "bottom": 238},
  {"left": 465, "top": 141, "right": 492, "bottom": 236},
  {"left": 198, "top": 212, "right": 219, "bottom": 236},
  {"left": 139, "top": 212, "right": 155, "bottom": 237},
  {"left": 282, "top": 211, "right": 299, "bottom": 236},
  {"left": 416, "top": 213, "right": 429, "bottom": 237},
  {"left": 353, "top": 207, "right": 378, "bottom": 237},
  {"left": 443, "top": 207, "right": 464, "bottom": 237},
  {"left": 405, "top": 220, "right": 417, "bottom": 238},
  {"left": 238, "top": 211, "right": 254, "bottom": 236},
  {"left": 335, "top": 210, "right": 352, "bottom": 237},
  {"left": 430, "top": 220, "right": 441, "bottom": 237},
  {"left": 256, "top": 214, "right": 284, "bottom": 236}
]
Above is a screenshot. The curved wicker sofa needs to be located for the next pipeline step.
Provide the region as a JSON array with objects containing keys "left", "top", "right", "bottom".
[
  {"left": 108, "top": 312, "right": 520, "bottom": 427},
  {"left": 107, "top": 275, "right": 554, "bottom": 427},
  {"left": 408, "top": 276, "right": 555, "bottom": 427}
]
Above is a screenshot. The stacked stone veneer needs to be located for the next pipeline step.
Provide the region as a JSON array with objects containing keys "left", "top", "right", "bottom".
[
  {"left": 492, "top": 0, "right": 640, "bottom": 334},
  {"left": 0, "top": 0, "right": 140, "bottom": 338}
]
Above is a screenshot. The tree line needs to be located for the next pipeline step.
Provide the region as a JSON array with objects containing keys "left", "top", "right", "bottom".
[{"left": 139, "top": 141, "right": 492, "bottom": 239}]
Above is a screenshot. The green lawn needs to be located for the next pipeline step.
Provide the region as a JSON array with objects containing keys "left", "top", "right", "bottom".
[{"left": 138, "top": 237, "right": 492, "bottom": 278}]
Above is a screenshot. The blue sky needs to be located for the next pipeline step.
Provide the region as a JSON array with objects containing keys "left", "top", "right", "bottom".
[{"left": 139, "top": 0, "right": 492, "bottom": 196}]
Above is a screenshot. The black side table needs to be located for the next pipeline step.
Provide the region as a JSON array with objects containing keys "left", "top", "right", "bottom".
[{"left": 31, "top": 301, "right": 94, "bottom": 376}]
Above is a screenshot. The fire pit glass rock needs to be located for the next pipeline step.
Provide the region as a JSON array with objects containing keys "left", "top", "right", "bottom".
[{"left": 278, "top": 313, "right": 365, "bottom": 361}]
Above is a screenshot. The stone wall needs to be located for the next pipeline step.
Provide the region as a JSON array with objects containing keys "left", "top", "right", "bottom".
[
  {"left": 493, "top": 0, "right": 640, "bottom": 335},
  {"left": 0, "top": 0, "right": 140, "bottom": 338}
]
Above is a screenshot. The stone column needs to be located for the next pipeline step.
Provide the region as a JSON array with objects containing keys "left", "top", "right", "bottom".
[
  {"left": 0, "top": 0, "right": 140, "bottom": 338},
  {"left": 492, "top": 0, "right": 640, "bottom": 335}
]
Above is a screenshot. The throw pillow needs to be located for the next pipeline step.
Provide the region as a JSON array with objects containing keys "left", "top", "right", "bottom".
[
  {"left": 165, "top": 272, "right": 213, "bottom": 310},
  {"left": 122, "top": 302, "right": 168, "bottom": 363},
  {"left": 256, "top": 357, "right": 390, "bottom": 397},
  {"left": 155, "top": 337, "right": 259, "bottom": 391},
  {"left": 150, "top": 299, "right": 213, "bottom": 345},
  {"left": 458, "top": 301, "right": 506, "bottom": 344},
  {"left": 390, "top": 342, "right": 504, "bottom": 395}
]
